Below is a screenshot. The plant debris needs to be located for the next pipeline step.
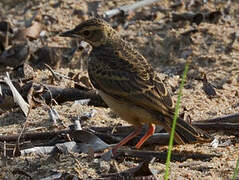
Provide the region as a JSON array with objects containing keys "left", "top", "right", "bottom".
[{"left": 0, "top": 0, "right": 238, "bottom": 179}]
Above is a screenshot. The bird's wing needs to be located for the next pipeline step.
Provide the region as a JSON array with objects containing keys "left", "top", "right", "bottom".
[{"left": 88, "top": 42, "right": 175, "bottom": 116}]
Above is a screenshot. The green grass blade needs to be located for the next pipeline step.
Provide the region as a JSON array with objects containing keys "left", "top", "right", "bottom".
[
  {"left": 233, "top": 156, "right": 239, "bottom": 180},
  {"left": 164, "top": 62, "right": 189, "bottom": 180}
]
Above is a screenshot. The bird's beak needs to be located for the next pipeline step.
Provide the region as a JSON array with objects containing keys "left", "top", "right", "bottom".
[{"left": 60, "top": 29, "right": 80, "bottom": 38}]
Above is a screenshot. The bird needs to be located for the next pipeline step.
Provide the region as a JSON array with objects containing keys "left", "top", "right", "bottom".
[{"left": 60, "top": 18, "right": 212, "bottom": 155}]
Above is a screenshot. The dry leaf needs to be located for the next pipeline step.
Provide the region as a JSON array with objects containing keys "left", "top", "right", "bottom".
[
  {"left": 20, "top": 22, "right": 42, "bottom": 39},
  {"left": 4, "top": 72, "right": 29, "bottom": 116}
]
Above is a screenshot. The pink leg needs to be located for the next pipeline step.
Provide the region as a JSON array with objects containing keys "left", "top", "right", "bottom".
[
  {"left": 112, "top": 126, "right": 142, "bottom": 155},
  {"left": 135, "top": 123, "right": 155, "bottom": 149}
]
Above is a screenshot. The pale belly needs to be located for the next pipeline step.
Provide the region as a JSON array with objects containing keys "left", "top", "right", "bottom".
[{"left": 98, "top": 90, "right": 157, "bottom": 126}]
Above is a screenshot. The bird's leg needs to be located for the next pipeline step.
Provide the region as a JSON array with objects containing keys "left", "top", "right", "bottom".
[
  {"left": 112, "top": 126, "right": 142, "bottom": 155},
  {"left": 135, "top": 123, "right": 155, "bottom": 149}
]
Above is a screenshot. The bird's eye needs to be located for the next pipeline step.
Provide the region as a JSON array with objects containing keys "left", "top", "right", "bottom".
[{"left": 83, "top": 30, "right": 90, "bottom": 36}]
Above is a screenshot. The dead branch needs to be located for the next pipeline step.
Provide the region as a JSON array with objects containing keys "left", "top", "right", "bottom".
[
  {"left": 192, "top": 113, "right": 239, "bottom": 130},
  {"left": 194, "top": 112, "right": 239, "bottom": 123},
  {"left": 192, "top": 123, "right": 239, "bottom": 130},
  {"left": 103, "top": 0, "right": 161, "bottom": 19},
  {"left": 0, "top": 129, "right": 70, "bottom": 142},
  {"left": 42, "top": 86, "right": 107, "bottom": 107},
  {"left": 20, "top": 83, "right": 107, "bottom": 107},
  {"left": 116, "top": 149, "right": 220, "bottom": 162}
]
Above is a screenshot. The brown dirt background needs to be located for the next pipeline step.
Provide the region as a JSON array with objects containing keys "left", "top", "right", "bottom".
[{"left": 0, "top": 0, "right": 239, "bottom": 179}]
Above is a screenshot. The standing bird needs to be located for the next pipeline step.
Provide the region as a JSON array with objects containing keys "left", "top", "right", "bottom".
[{"left": 61, "top": 18, "right": 211, "bottom": 154}]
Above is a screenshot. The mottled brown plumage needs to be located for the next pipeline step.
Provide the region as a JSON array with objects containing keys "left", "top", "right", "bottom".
[{"left": 61, "top": 18, "right": 211, "bottom": 154}]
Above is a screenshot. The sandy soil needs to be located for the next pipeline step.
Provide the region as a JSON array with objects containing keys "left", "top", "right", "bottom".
[{"left": 0, "top": 0, "right": 239, "bottom": 179}]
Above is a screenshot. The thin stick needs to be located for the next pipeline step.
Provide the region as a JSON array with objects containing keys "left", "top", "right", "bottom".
[
  {"left": 103, "top": 0, "right": 161, "bottom": 19},
  {"left": 194, "top": 113, "right": 239, "bottom": 123},
  {"left": 44, "top": 63, "right": 72, "bottom": 81}
]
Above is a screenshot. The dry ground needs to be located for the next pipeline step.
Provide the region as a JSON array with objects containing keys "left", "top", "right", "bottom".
[{"left": 0, "top": 0, "right": 239, "bottom": 179}]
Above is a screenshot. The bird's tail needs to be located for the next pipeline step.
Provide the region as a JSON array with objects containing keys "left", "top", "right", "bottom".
[{"left": 163, "top": 116, "right": 212, "bottom": 144}]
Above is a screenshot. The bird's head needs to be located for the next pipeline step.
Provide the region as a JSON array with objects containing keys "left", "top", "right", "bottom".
[{"left": 60, "top": 18, "right": 117, "bottom": 47}]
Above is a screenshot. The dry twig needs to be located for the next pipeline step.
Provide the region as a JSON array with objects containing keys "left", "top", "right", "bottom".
[{"left": 103, "top": 0, "right": 161, "bottom": 19}]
